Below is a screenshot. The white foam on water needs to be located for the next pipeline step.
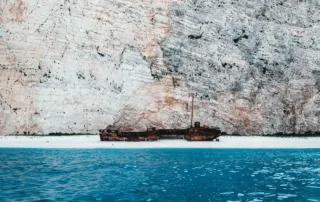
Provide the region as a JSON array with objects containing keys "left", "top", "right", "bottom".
[
  {"left": 229, "top": 170, "right": 238, "bottom": 173},
  {"left": 283, "top": 177, "right": 296, "bottom": 181},
  {"left": 301, "top": 178, "right": 316, "bottom": 181},
  {"left": 192, "top": 166, "right": 203, "bottom": 170},
  {"left": 247, "top": 199, "right": 263, "bottom": 202},
  {"left": 248, "top": 192, "right": 265, "bottom": 196},
  {"left": 312, "top": 168, "right": 320, "bottom": 172},
  {"left": 306, "top": 186, "right": 320, "bottom": 189},
  {"left": 220, "top": 192, "right": 234, "bottom": 195},
  {"left": 278, "top": 193, "right": 297, "bottom": 198},
  {"left": 265, "top": 194, "right": 276, "bottom": 197},
  {"left": 253, "top": 169, "right": 270, "bottom": 175}
]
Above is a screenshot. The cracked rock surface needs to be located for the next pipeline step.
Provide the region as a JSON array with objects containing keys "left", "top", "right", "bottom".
[{"left": 0, "top": 0, "right": 320, "bottom": 135}]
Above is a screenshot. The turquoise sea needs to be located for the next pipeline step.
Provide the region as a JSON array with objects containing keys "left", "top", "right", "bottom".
[{"left": 0, "top": 149, "right": 320, "bottom": 201}]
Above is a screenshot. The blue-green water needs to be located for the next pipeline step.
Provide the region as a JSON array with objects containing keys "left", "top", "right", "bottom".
[{"left": 0, "top": 149, "right": 320, "bottom": 201}]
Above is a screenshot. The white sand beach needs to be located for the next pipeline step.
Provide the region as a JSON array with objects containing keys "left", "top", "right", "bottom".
[{"left": 0, "top": 135, "right": 320, "bottom": 149}]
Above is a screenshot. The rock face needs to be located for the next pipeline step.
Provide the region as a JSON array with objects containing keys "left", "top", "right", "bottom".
[{"left": 0, "top": 0, "right": 320, "bottom": 135}]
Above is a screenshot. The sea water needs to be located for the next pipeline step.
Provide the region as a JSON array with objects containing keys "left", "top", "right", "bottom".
[{"left": 0, "top": 149, "right": 319, "bottom": 201}]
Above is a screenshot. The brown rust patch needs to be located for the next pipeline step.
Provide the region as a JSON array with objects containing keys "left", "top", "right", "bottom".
[
  {"left": 241, "top": 115, "right": 250, "bottom": 127},
  {"left": 139, "top": 110, "right": 156, "bottom": 119},
  {"left": 134, "top": 1, "right": 177, "bottom": 59},
  {"left": 165, "top": 96, "right": 177, "bottom": 106},
  {"left": 216, "top": 93, "right": 263, "bottom": 134},
  {"left": 9, "top": 0, "right": 27, "bottom": 22}
]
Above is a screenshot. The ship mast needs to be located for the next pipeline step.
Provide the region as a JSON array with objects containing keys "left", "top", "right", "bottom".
[{"left": 190, "top": 94, "right": 194, "bottom": 128}]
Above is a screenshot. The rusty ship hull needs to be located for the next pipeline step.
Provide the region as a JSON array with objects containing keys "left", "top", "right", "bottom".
[
  {"left": 99, "top": 122, "right": 220, "bottom": 142},
  {"left": 99, "top": 96, "right": 220, "bottom": 142}
]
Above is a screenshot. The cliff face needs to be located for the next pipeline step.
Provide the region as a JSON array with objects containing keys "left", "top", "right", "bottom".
[{"left": 0, "top": 0, "right": 320, "bottom": 135}]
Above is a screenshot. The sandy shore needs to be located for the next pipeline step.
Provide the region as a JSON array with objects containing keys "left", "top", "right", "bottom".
[{"left": 0, "top": 135, "right": 320, "bottom": 149}]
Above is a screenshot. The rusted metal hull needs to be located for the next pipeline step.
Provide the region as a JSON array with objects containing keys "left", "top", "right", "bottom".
[
  {"left": 99, "top": 94, "right": 221, "bottom": 142},
  {"left": 99, "top": 95, "right": 221, "bottom": 141},
  {"left": 184, "top": 136, "right": 218, "bottom": 141},
  {"left": 185, "top": 127, "right": 220, "bottom": 141},
  {"left": 99, "top": 124, "right": 221, "bottom": 142},
  {"left": 99, "top": 128, "right": 160, "bottom": 142},
  {"left": 100, "top": 136, "right": 128, "bottom": 141}
]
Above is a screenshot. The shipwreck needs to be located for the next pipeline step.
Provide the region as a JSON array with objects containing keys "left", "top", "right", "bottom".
[{"left": 99, "top": 96, "right": 221, "bottom": 141}]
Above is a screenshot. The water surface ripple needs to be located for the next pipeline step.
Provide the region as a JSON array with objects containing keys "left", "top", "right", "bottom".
[{"left": 0, "top": 149, "right": 320, "bottom": 201}]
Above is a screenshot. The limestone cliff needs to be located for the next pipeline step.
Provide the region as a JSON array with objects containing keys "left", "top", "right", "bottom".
[{"left": 1, "top": 0, "right": 320, "bottom": 135}]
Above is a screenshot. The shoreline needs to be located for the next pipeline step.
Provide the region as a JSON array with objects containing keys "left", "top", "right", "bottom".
[{"left": 1, "top": 135, "right": 320, "bottom": 149}]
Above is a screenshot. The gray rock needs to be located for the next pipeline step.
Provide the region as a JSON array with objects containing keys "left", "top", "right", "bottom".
[{"left": 0, "top": 0, "right": 319, "bottom": 135}]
